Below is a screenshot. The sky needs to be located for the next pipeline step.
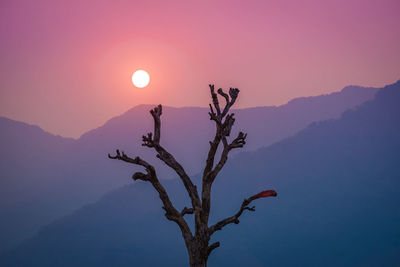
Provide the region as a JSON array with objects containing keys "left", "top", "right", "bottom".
[{"left": 1, "top": 0, "right": 399, "bottom": 138}]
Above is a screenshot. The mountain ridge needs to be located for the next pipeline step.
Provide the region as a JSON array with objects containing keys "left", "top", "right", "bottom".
[{"left": 1, "top": 83, "right": 381, "bottom": 140}]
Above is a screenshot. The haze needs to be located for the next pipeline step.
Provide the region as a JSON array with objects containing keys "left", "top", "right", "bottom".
[{"left": 1, "top": 0, "right": 399, "bottom": 138}]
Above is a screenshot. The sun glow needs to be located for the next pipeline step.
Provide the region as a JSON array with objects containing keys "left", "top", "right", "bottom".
[{"left": 132, "top": 70, "right": 150, "bottom": 88}]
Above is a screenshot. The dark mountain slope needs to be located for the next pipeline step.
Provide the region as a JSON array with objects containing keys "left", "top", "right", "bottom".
[
  {"left": 0, "top": 117, "right": 74, "bottom": 208},
  {"left": 2, "top": 81, "right": 399, "bottom": 266},
  {"left": 0, "top": 117, "right": 75, "bottom": 251}
]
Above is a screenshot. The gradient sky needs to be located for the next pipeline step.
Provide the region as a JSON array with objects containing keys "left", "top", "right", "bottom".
[{"left": 1, "top": 0, "right": 399, "bottom": 138}]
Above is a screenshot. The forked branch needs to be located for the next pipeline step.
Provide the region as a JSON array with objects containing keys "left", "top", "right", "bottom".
[
  {"left": 181, "top": 207, "right": 194, "bottom": 216},
  {"left": 108, "top": 150, "right": 192, "bottom": 239},
  {"left": 203, "top": 85, "right": 242, "bottom": 181},
  {"left": 201, "top": 85, "right": 245, "bottom": 224},
  {"left": 108, "top": 149, "right": 155, "bottom": 181},
  {"left": 142, "top": 105, "right": 201, "bottom": 210},
  {"left": 209, "top": 190, "right": 277, "bottom": 234}
]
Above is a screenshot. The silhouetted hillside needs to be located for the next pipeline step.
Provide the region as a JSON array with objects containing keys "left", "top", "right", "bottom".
[
  {"left": 0, "top": 117, "right": 74, "bottom": 251},
  {"left": 0, "top": 84, "right": 378, "bottom": 253},
  {"left": 2, "top": 81, "right": 399, "bottom": 266}
]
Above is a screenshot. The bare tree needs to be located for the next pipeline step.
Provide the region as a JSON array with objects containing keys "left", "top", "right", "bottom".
[{"left": 108, "top": 85, "right": 277, "bottom": 266}]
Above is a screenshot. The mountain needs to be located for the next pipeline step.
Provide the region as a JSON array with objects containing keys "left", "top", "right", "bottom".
[
  {"left": 0, "top": 117, "right": 75, "bottom": 251},
  {"left": 0, "top": 117, "right": 74, "bottom": 209},
  {"left": 1, "top": 81, "right": 399, "bottom": 266},
  {"left": 78, "top": 84, "right": 379, "bottom": 166},
  {"left": 0, "top": 84, "right": 378, "bottom": 252}
]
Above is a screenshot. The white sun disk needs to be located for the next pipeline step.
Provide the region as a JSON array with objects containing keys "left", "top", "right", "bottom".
[{"left": 132, "top": 70, "right": 150, "bottom": 88}]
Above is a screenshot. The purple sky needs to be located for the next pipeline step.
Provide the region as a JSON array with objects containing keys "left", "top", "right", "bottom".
[{"left": 1, "top": 0, "right": 399, "bottom": 138}]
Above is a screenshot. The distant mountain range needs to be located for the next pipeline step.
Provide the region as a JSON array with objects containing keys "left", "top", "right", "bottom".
[
  {"left": 2, "top": 81, "right": 399, "bottom": 266},
  {"left": 0, "top": 83, "right": 379, "bottom": 254}
]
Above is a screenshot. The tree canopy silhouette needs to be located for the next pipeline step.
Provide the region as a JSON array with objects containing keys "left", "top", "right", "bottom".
[{"left": 108, "top": 85, "right": 277, "bottom": 266}]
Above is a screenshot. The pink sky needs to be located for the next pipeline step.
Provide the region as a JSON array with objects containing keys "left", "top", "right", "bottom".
[{"left": 1, "top": 0, "right": 399, "bottom": 138}]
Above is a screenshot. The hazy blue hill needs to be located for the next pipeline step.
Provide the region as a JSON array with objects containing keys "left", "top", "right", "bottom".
[
  {"left": 0, "top": 117, "right": 73, "bottom": 207},
  {"left": 0, "top": 117, "right": 75, "bottom": 251},
  {"left": 0, "top": 84, "right": 378, "bottom": 253},
  {"left": 211, "top": 81, "right": 400, "bottom": 266},
  {"left": 2, "top": 81, "right": 399, "bottom": 266}
]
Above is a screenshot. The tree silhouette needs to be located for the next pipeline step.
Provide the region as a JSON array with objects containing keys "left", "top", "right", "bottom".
[{"left": 108, "top": 85, "right": 277, "bottom": 266}]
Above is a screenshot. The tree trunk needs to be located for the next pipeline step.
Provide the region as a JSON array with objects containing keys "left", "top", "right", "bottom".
[
  {"left": 188, "top": 241, "right": 208, "bottom": 267},
  {"left": 189, "top": 251, "right": 207, "bottom": 267}
]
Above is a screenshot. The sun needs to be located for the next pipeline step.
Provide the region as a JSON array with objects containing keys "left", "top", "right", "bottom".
[{"left": 132, "top": 70, "right": 150, "bottom": 88}]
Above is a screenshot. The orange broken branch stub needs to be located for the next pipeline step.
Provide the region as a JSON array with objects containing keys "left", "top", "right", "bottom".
[{"left": 251, "top": 190, "right": 277, "bottom": 200}]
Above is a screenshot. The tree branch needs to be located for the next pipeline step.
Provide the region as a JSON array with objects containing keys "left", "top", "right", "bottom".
[
  {"left": 203, "top": 87, "right": 240, "bottom": 181},
  {"left": 229, "top": 131, "right": 247, "bottom": 149},
  {"left": 142, "top": 105, "right": 201, "bottom": 210},
  {"left": 209, "top": 190, "right": 277, "bottom": 234},
  {"left": 181, "top": 207, "right": 194, "bottom": 216},
  {"left": 208, "top": 131, "right": 248, "bottom": 187},
  {"left": 207, "top": 241, "right": 220, "bottom": 256},
  {"left": 108, "top": 149, "right": 193, "bottom": 241},
  {"left": 203, "top": 87, "right": 243, "bottom": 183},
  {"left": 209, "top": 84, "right": 221, "bottom": 117},
  {"left": 221, "top": 87, "right": 239, "bottom": 118},
  {"left": 108, "top": 149, "right": 155, "bottom": 179},
  {"left": 201, "top": 86, "right": 244, "bottom": 224}
]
